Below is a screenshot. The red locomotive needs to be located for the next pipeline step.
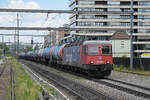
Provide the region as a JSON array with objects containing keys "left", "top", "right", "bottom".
[{"left": 79, "top": 41, "right": 113, "bottom": 76}]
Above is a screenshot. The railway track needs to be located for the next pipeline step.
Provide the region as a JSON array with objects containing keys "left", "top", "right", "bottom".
[
  {"left": 0, "top": 61, "right": 6, "bottom": 100},
  {"left": 94, "top": 78, "right": 150, "bottom": 98},
  {"left": 0, "top": 59, "right": 15, "bottom": 100},
  {"left": 115, "top": 70, "right": 150, "bottom": 77},
  {"left": 0, "top": 63, "right": 6, "bottom": 78},
  {"left": 10, "top": 65, "right": 15, "bottom": 100},
  {"left": 20, "top": 59, "right": 150, "bottom": 99},
  {"left": 22, "top": 60, "right": 114, "bottom": 100},
  {"left": 57, "top": 64, "right": 150, "bottom": 98},
  {"left": 107, "top": 78, "right": 150, "bottom": 92}
]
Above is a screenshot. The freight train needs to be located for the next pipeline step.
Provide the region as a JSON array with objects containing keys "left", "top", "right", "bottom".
[{"left": 19, "top": 37, "right": 113, "bottom": 77}]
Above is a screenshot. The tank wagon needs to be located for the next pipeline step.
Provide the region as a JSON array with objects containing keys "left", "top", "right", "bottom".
[
  {"left": 50, "top": 44, "right": 66, "bottom": 63},
  {"left": 43, "top": 47, "right": 51, "bottom": 61},
  {"left": 19, "top": 40, "right": 113, "bottom": 77}
]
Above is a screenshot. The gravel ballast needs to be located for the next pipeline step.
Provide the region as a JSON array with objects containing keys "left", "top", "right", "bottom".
[
  {"left": 110, "top": 71, "right": 150, "bottom": 89},
  {"left": 21, "top": 60, "right": 150, "bottom": 100}
]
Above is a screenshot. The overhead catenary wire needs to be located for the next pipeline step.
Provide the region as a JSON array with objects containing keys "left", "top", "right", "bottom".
[
  {"left": 0, "top": 8, "right": 132, "bottom": 14},
  {"left": 0, "top": 26, "right": 130, "bottom": 31},
  {"left": 0, "top": 34, "right": 46, "bottom": 37}
]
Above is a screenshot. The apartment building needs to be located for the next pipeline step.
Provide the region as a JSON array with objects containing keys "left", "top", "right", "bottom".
[
  {"left": 44, "top": 24, "right": 70, "bottom": 47},
  {"left": 69, "top": 0, "right": 150, "bottom": 56}
]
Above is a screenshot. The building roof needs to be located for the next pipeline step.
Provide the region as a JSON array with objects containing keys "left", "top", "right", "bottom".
[
  {"left": 110, "top": 31, "right": 130, "bottom": 40},
  {"left": 83, "top": 40, "right": 111, "bottom": 45}
]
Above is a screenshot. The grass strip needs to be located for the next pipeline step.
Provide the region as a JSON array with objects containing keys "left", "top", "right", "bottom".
[
  {"left": 11, "top": 58, "right": 41, "bottom": 100},
  {"left": 10, "top": 57, "right": 57, "bottom": 100},
  {"left": 114, "top": 64, "right": 150, "bottom": 76}
]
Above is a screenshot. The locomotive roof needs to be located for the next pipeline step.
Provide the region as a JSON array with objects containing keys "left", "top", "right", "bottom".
[{"left": 83, "top": 40, "right": 111, "bottom": 45}]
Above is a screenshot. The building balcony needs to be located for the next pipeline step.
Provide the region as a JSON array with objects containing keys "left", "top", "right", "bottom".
[
  {"left": 75, "top": 26, "right": 130, "bottom": 30},
  {"left": 74, "top": 5, "right": 150, "bottom": 9},
  {"left": 73, "top": 26, "right": 150, "bottom": 30},
  {"left": 133, "top": 42, "right": 150, "bottom": 44},
  {"left": 74, "top": 32, "right": 150, "bottom": 37},
  {"left": 134, "top": 12, "right": 150, "bottom": 15},
  {"left": 134, "top": 50, "right": 150, "bottom": 53},
  {"left": 75, "top": 33, "right": 113, "bottom": 36},
  {"left": 75, "top": 19, "right": 150, "bottom": 23}
]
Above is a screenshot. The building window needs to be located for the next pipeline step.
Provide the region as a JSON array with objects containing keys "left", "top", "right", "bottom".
[
  {"left": 108, "top": 1, "right": 120, "bottom": 5},
  {"left": 120, "top": 22, "right": 130, "bottom": 26},
  {"left": 120, "top": 15, "right": 130, "bottom": 19},
  {"left": 95, "top": 22, "right": 106, "bottom": 26},
  {"left": 95, "top": 1, "right": 107, "bottom": 5},
  {"left": 120, "top": 1, "right": 130, "bottom": 5},
  {"left": 138, "top": 9, "right": 150, "bottom": 12},
  {"left": 95, "top": 15, "right": 107, "bottom": 19},
  {"left": 139, "top": 1, "right": 150, "bottom": 6},
  {"left": 138, "top": 15, "right": 150, "bottom": 19},
  {"left": 121, "top": 41, "right": 124, "bottom": 48},
  {"left": 121, "top": 8, "right": 130, "bottom": 12},
  {"left": 95, "top": 8, "right": 107, "bottom": 12}
]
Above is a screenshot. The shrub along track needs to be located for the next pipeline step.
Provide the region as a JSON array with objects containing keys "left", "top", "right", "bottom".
[{"left": 21, "top": 60, "right": 114, "bottom": 100}]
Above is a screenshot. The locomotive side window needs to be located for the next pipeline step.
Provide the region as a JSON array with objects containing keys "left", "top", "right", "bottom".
[
  {"left": 102, "top": 46, "right": 112, "bottom": 55},
  {"left": 87, "top": 46, "right": 99, "bottom": 55}
]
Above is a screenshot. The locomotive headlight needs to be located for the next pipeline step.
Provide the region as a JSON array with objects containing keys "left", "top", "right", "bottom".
[
  {"left": 107, "top": 61, "right": 110, "bottom": 64},
  {"left": 90, "top": 61, "right": 94, "bottom": 64}
]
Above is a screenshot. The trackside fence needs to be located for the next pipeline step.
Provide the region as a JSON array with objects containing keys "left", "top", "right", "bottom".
[{"left": 113, "top": 58, "right": 150, "bottom": 70}]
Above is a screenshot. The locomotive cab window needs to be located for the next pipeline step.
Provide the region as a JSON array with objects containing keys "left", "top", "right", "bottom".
[
  {"left": 85, "top": 45, "right": 99, "bottom": 55},
  {"left": 102, "top": 46, "right": 112, "bottom": 55}
]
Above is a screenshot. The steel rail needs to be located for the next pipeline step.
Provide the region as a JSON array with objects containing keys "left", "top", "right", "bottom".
[
  {"left": 107, "top": 78, "right": 150, "bottom": 92},
  {"left": 0, "top": 64, "right": 6, "bottom": 78},
  {"left": 94, "top": 79, "right": 150, "bottom": 98},
  {"left": 10, "top": 66, "right": 15, "bottom": 100}
]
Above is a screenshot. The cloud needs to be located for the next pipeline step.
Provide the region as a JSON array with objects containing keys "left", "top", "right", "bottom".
[
  {"left": 9, "top": 0, "right": 40, "bottom": 9},
  {"left": 0, "top": 0, "right": 69, "bottom": 27},
  {"left": 0, "top": 0, "right": 69, "bottom": 44},
  {"left": 0, "top": 0, "right": 41, "bottom": 27}
]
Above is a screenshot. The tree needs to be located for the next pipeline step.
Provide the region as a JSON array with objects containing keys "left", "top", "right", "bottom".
[
  {"left": 25, "top": 45, "right": 33, "bottom": 52},
  {"left": 0, "top": 43, "right": 9, "bottom": 56},
  {"left": 34, "top": 44, "right": 40, "bottom": 50}
]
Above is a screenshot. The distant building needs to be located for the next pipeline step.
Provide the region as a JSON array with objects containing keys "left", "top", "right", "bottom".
[
  {"left": 44, "top": 24, "right": 70, "bottom": 47},
  {"left": 110, "top": 32, "right": 130, "bottom": 57},
  {"left": 44, "top": 33, "right": 51, "bottom": 48}
]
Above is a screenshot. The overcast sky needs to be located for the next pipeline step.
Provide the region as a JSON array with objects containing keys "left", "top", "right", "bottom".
[{"left": 0, "top": 0, "right": 70, "bottom": 44}]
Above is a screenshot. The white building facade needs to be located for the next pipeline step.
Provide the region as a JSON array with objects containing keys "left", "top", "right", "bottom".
[
  {"left": 69, "top": 0, "right": 150, "bottom": 56},
  {"left": 110, "top": 32, "right": 130, "bottom": 57}
]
